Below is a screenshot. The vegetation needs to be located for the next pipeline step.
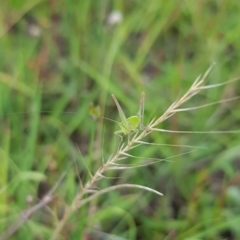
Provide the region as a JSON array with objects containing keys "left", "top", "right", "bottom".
[{"left": 1, "top": 1, "right": 240, "bottom": 239}]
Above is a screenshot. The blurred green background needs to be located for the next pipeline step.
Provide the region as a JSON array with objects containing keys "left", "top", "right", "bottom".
[{"left": 1, "top": 0, "right": 240, "bottom": 239}]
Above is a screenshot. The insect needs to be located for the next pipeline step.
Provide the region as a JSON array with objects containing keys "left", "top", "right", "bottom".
[{"left": 111, "top": 92, "right": 145, "bottom": 140}]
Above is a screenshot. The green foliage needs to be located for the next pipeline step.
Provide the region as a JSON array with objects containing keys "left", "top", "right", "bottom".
[{"left": 1, "top": 0, "right": 240, "bottom": 239}]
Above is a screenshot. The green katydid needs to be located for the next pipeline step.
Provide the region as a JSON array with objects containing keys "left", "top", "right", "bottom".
[{"left": 111, "top": 92, "right": 145, "bottom": 140}]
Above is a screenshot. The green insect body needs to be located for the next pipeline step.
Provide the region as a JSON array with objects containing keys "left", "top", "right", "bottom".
[
  {"left": 119, "top": 115, "right": 140, "bottom": 135},
  {"left": 111, "top": 93, "right": 145, "bottom": 139}
]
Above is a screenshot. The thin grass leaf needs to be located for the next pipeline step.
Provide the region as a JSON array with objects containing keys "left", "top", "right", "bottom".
[
  {"left": 108, "top": 150, "right": 197, "bottom": 170},
  {"left": 134, "top": 141, "right": 207, "bottom": 149},
  {"left": 76, "top": 144, "right": 93, "bottom": 179},
  {"left": 197, "top": 77, "right": 240, "bottom": 90},
  {"left": 75, "top": 184, "right": 163, "bottom": 209},
  {"left": 150, "top": 128, "right": 240, "bottom": 134},
  {"left": 172, "top": 96, "right": 240, "bottom": 113}
]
